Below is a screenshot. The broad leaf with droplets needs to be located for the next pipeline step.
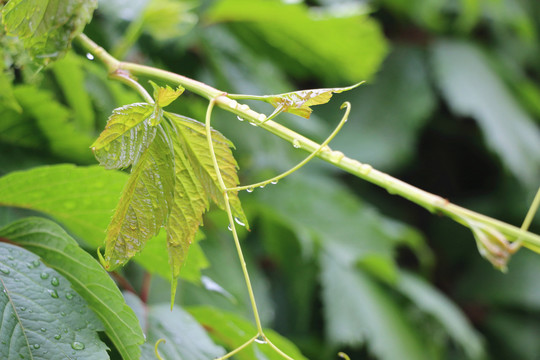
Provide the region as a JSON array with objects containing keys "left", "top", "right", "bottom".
[
  {"left": 0, "top": 242, "right": 108, "bottom": 360},
  {"left": 261, "top": 82, "right": 362, "bottom": 119},
  {"left": 103, "top": 127, "right": 175, "bottom": 270},
  {"left": 91, "top": 103, "right": 158, "bottom": 169},
  {"left": 0, "top": 217, "right": 144, "bottom": 360},
  {"left": 1, "top": 0, "right": 98, "bottom": 65}
]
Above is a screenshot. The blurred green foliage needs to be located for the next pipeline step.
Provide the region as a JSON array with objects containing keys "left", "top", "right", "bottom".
[{"left": 1, "top": 0, "right": 539, "bottom": 359}]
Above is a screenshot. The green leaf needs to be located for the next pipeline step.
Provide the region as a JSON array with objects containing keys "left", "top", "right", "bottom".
[
  {"left": 2, "top": 0, "right": 98, "bottom": 65},
  {"left": 6, "top": 85, "right": 95, "bottom": 162},
  {"left": 103, "top": 128, "right": 175, "bottom": 270},
  {"left": 91, "top": 103, "right": 157, "bottom": 169},
  {"left": 431, "top": 40, "right": 540, "bottom": 188},
  {"left": 320, "top": 250, "right": 428, "bottom": 360},
  {"left": 0, "top": 164, "right": 128, "bottom": 247},
  {"left": 260, "top": 82, "right": 362, "bottom": 119},
  {"left": 0, "top": 242, "right": 108, "bottom": 360},
  {"left": 189, "top": 306, "right": 308, "bottom": 360},
  {"left": 0, "top": 67, "right": 21, "bottom": 113},
  {"left": 205, "top": 0, "right": 388, "bottom": 82},
  {"left": 396, "top": 271, "right": 485, "bottom": 359},
  {"left": 166, "top": 112, "right": 249, "bottom": 229},
  {"left": 51, "top": 52, "right": 95, "bottom": 133},
  {"left": 166, "top": 126, "right": 209, "bottom": 286},
  {"left": 150, "top": 80, "right": 185, "bottom": 108},
  {"left": 0, "top": 217, "right": 144, "bottom": 360}
]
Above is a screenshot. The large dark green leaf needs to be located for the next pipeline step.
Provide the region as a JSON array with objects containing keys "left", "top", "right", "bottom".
[
  {"left": 333, "top": 46, "right": 435, "bottom": 171},
  {"left": 2, "top": 0, "right": 98, "bottom": 65},
  {"left": 431, "top": 40, "right": 540, "bottom": 189},
  {"left": 0, "top": 217, "right": 145, "bottom": 360},
  {"left": 205, "top": 0, "right": 388, "bottom": 82},
  {"left": 0, "top": 242, "right": 108, "bottom": 359}
]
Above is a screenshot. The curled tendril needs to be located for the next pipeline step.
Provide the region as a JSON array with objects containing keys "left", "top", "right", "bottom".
[
  {"left": 155, "top": 339, "right": 166, "bottom": 360},
  {"left": 338, "top": 352, "right": 351, "bottom": 360},
  {"left": 227, "top": 101, "right": 352, "bottom": 192}
]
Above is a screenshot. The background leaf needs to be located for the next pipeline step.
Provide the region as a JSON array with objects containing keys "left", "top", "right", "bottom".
[
  {"left": 0, "top": 217, "right": 145, "bottom": 360},
  {"left": 0, "top": 242, "right": 108, "bottom": 360},
  {"left": 431, "top": 40, "right": 540, "bottom": 189}
]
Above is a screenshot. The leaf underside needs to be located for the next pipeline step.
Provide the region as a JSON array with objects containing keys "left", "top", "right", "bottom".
[{"left": 263, "top": 82, "right": 362, "bottom": 119}]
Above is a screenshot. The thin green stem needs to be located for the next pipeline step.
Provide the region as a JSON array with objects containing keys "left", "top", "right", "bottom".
[
  {"left": 216, "top": 334, "right": 258, "bottom": 360},
  {"left": 76, "top": 33, "right": 540, "bottom": 250},
  {"left": 204, "top": 98, "right": 264, "bottom": 335},
  {"left": 110, "top": 70, "right": 154, "bottom": 103},
  {"left": 227, "top": 102, "right": 351, "bottom": 192},
  {"left": 265, "top": 337, "right": 295, "bottom": 360}
]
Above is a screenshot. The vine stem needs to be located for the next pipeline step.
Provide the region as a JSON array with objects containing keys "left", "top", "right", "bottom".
[
  {"left": 76, "top": 33, "right": 540, "bottom": 251},
  {"left": 204, "top": 99, "right": 264, "bottom": 334}
]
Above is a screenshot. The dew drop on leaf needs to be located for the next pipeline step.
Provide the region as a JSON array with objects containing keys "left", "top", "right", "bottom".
[
  {"left": 32, "top": 260, "right": 40, "bottom": 267},
  {"left": 271, "top": 180, "right": 278, "bottom": 185},
  {"left": 33, "top": 344, "right": 40, "bottom": 349},
  {"left": 227, "top": 224, "right": 233, "bottom": 231},
  {"left": 49, "top": 290, "right": 59, "bottom": 298},
  {"left": 237, "top": 116, "right": 244, "bottom": 122},
  {"left": 50, "top": 277, "right": 59, "bottom": 286},
  {"left": 249, "top": 121, "right": 258, "bottom": 127},
  {"left": 246, "top": 187, "right": 254, "bottom": 193},
  {"left": 40, "top": 328, "right": 46, "bottom": 332},
  {"left": 65, "top": 292, "right": 74, "bottom": 300},
  {"left": 0, "top": 268, "right": 10, "bottom": 275},
  {"left": 71, "top": 341, "right": 85, "bottom": 350},
  {"left": 40, "top": 272, "right": 49, "bottom": 280},
  {"left": 54, "top": 335, "right": 61, "bottom": 340},
  {"left": 239, "top": 104, "right": 250, "bottom": 111},
  {"left": 258, "top": 114, "right": 267, "bottom": 122},
  {"left": 234, "top": 217, "right": 245, "bottom": 227},
  {"left": 292, "top": 139, "right": 301, "bottom": 148}
]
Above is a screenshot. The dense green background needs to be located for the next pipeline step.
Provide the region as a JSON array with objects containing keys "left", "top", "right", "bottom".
[{"left": 1, "top": 0, "right": 540, "bottom": 359}]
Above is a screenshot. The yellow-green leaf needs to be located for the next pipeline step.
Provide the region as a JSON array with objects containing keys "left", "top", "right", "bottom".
[
  {"left": 91, "top": 103, "right": 158, "bottom": 169},
  {"left": 263, "top": 82, "right": 363, "bottom": 119},
  {"left": 167, "top": 129, "right": 209, "bottom": 298},
  {"left": 150, "top": 80, "right": 185, "bottom": 108},
  {"left": 166, "top": 112, "right": 249, "bottom": 229},
  {"left": 103, "top": 128, "right": 175, "bottom": 270}
]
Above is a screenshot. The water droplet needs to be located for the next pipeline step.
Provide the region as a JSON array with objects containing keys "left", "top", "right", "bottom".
[
  {"left": 19, "top": 307, "right": 26, "bottom": 311},
  {"left": 49, "top": 290, "right": 59, "bottom": 299},
  {"left": 249, "top": 121, "right": 258, "bottom": 127},
  {"left": 54, "top": 334, "right": 61, "bottom": 340},
  {"left": 71, "top": 341, "right": 85, "bottom": 350},
  {"left": 40, "top": 328, "right": 46, "bottom": 332},
  {"left": 246, "top": 187, "right": 254, "bottom": 193},
  {"left": 7, "top": 256, "right": 13, "bottom": 260},
  {"left": 65, "top": 293, "right": 74, "bottom": 300},
  {"left": 258, "top": 114, "right": 267, "bottom": 122},
  {"left": 32, "top": 260, "right": 40, "bottom": 267},
  {"left": 271, "top": 180, "right": 278, "bottom": 185},
  {"left": 33, "top": 344, "right": 40, "bottom": 349},
  {"left": 236, "top": 116, "right": 244, "bottom": 121},
  {"left": 228, "top": 100, "right": 238, "bottom": 109},
  {"left": 254, "top": 336, "right": 267, "bottom": 344},
  {"left": 86, "top": 53, "right": 94, "bottom": 60},
  {"left": 63, "top": 328, "right": 69, "bottom": 333},
  {"left": 238, "top": 104, "right": 250, "bottom": 111},
  {"left": 234, "top": 217, "right": 245, "bottom": 227},
  {"left": 292, "top": 139, "right": 301, "bottom": 148},
  {"left": 0, "top": 268, "right": 10, "bottom": 275},
  {"left": 61, "top": 312, "right": 66, "bottom": 316},
  {"left": 259, "top": 184, "right": 266, "bottom": 188},
  {"left": 227, "top": 224, "right": 233, "bottom": 231},
  {"left": 40, "top": 272, "right": 49, "bottom": 280},
  {"left": 18, "top": 353, "right": 24, "bottom": 359},
  {"left": 50, "top": 277, "right": 59, "bottom": 286}
]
